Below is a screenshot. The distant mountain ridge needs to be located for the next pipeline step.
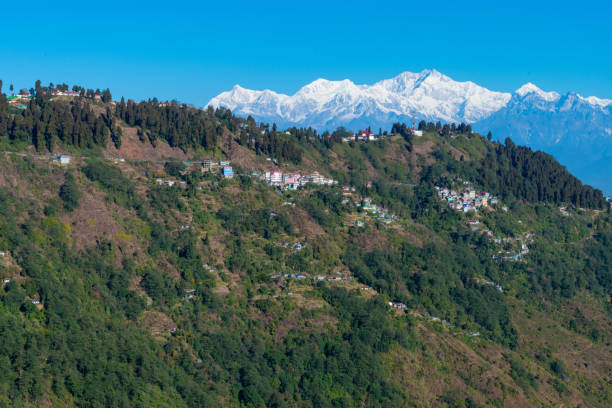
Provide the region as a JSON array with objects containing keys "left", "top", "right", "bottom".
[
  {"left": 208, "top": 69, "right": 511, "bottom": 128},
  {"left": 208, "top": 70, "right": 612, "bottom": 193}
]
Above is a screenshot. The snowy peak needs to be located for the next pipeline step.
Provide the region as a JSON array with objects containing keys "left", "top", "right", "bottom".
[
  {"left": 209, "top": 85, "right": 286, "bottom": 111},
  {"left": 375, "top": 69, "right": 447, "bottom": 93},
  {"left": 513, "top": 82, "right": 612, "bottom": 109},
  {"left": 515, "top": 83, "right": 560, "bottom": 102},
  {"left": 293, "top": 78, "right": 362, "bottom": 103},
  {"left": 375, "top": 71, "right": 421, "bottom": 93},
  {"left": 510, "top": 83, "right": 612, "bottom": 113},
  {"left": 583, "top": 95, "right": 612, "bottom": 108}
]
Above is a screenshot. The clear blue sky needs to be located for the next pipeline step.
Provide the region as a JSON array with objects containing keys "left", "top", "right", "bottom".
[{"left": 1, "top": 0, "right": 611, "bottom": 105}]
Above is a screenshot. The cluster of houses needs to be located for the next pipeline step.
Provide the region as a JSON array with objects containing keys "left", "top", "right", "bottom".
[
  {"left": 476, "top": 278, "right": 503, "bottom": 292},
  {"left": 271, "top": 271, "right": 352, "bottom": 282},
  {"left": 155, "top": 179, "right": 187, "bottom": 187},
  {"left": 400, "top": 306, "right": 451, "bottom": 326},
  {"left": 358, "top": 197, "right": 396, "bottom": 224},
  {"left": 188, "top": 159, "right": 234, "bottom": 178},
  {"left": 7, "top": 93, "right": 33, "bottom": 100},
  {"left": 6, "top": 89, "right": 118, "bottom": 108},
  {"left": 201, "top": 159, "right": 231, "bottom": 171},
  {"left": 492, "top": 252, "right": 523, "bottom": 262},
  {"left": 271, "top": 273, "right": 308, "bottom": 280},
  {"left": 464, "top": 219, "right": 533, "bottom": 262},
  {"left": 340, "top": 188, "right": 397, "bottom": 227},
  {"left": 388, "top": 301, "right": 408, "bottom": 310},
  {"left": 493, "top": 236, "right": 531, "bottom": 252},
  {"left": 51, "top": 89, "right": 81, "bottom": 97},
  {"left": 465, "top": 219, "right": 483, "bottom": 232},
  {"left": 435, "top": 185, "right": 498, "bottom": 213},
  {"left": 52, "top": 89, "right": 113, "bottom": 102},
  {"left": 492, "top": 232, "right": 533, "bottom": 262},
  {"left": 256, "top": 170, "right": 337, "bottom": 190},
  {"left": 7, "top": 94, "right": 32, "bottom": 109},
  {"left": 49, "top": 155, "right": 72, "bottom": 165},
  {"left": 279, "top": 241, "right": 304, "bottom": 251},
  {"left": 314, "top": 273, "right": 351, "bottom": 282},
  {"left": 342, "top": 129, "right": 378, "bottom": 142},
  {"left": 153, "top": 160, "right": 233, "bottom": 185},
  {"left": 200, "top": 160, "right": 234, "bottom": 178},
  {"left": 340, "top": 127, "right": 423, "bottom": 143}
]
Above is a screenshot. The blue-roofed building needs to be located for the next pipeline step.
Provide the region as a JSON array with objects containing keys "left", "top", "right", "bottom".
[{"left": 222, "top": 166, "right": 233, "bottom": 178}]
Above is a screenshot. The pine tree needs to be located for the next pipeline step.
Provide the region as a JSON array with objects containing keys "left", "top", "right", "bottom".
[
  {"left": 33, "top": 121, "right": 43, "bottom": 152},
  {"left": 102, "top": 89, "right": 112, "bottom": 103}
]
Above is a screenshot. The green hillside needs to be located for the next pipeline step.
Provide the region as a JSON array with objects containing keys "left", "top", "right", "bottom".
[{"left": 0, "top": 83, "right": 610, "bottom": 407}]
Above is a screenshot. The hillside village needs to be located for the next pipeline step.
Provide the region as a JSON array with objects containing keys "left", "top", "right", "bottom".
[
  {"left": 435, "top": 183, "right": 499, "bottom": 213},
  {"left": 0, "top": 149, "right": 542, "bottom": 269},
  {"left": 5, "top": 145, "right": 538, "bottom": 290},
  {"left": 0, "top": 85, "right": 610, "bottom": 407},
  {"left": 256, "top": 170, "right": 337, "bottom": 189}
]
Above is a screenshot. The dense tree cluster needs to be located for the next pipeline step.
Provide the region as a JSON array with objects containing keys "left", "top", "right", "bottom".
[
  {"left": 114, "top": 99, "right": 225, "bottom": 150},
  {"left": 390, "top": 122, "right": 414, "bottom": 149},
  {"left": 418, "top": 120, "right": 472, "bottom": 136},
  {"left": 191, "top": 287, "right": 406, "bottom": 407},
  {"left": 471, "top": 138, "right": 606, "bottom": 209},
  {"left": 0, "top": 86, "right": 119, "bottom": 151},
  {"left": 343, "top": 241, "right": 518, "bottom": 348},
  {"left": 236, "top": 117, "right": 303, "bottom": 163},
  {"left": 59, "top": 172, "right": 81, "bottom": 211}
]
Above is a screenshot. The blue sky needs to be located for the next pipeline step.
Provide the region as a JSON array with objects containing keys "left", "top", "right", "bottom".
[{"left": 1, "top": 0, "right": 611, "bottom": 105}]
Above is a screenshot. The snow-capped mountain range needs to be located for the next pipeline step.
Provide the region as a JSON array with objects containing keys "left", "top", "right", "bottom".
[
  {"left": 208, "top": 70, "right": 612, "bottom": 193},
  {"left": 208, "top": 69, "right": 514, "bottom": 128}
]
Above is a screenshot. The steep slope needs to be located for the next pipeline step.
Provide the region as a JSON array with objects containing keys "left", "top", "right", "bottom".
[
  {"left": 0, "top": 132, "right": 610, "bottom": 407},
  {"left": 1, "top": 88, "right": 610, "bottom": 407}
]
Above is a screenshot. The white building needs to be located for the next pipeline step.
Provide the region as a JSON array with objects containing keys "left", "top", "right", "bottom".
[{"left": 270, "top": 172, "right": 283, "bottom": 184}]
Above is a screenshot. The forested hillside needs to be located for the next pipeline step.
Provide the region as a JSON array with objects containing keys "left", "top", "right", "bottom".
[{"left": 0, "top": 82, "right": 610, "bottom": 407}]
